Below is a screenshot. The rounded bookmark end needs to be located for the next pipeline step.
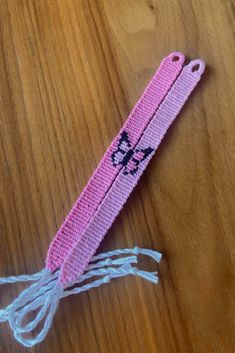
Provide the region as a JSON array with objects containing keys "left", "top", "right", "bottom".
[
  {"left": 187, "top": 59, "right": 205, "bottom": 76},
  {"left": 168, "top": 51, "right": 185, "bottom": 66}
]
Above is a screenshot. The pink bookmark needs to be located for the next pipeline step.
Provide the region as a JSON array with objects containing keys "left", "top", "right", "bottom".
[
  {"left": 46, "top": 52, "right": 185, "bottom": 271},
  {"left": 0, "top": 54, "right": 205, "bottom": 349}
]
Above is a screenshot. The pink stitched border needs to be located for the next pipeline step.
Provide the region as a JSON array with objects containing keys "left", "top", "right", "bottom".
[
  {"left": 60, "top": 59, "right": 205, "bottom": 286},
  {"left": 46, "top": 52, "right": 185, "bottom": 271}
]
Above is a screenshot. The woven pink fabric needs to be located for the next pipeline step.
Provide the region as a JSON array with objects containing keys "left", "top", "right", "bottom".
[
  {"left": 59, "top": 59, "right": 205, "bottom": 286},
  {"left": 46, "top": 52, "right": 185, "bottom": 271}
]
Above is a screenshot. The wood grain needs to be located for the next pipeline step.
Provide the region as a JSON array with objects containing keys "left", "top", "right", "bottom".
[{"left": 0, "top": 0, "right": 235, "bottom": 352}]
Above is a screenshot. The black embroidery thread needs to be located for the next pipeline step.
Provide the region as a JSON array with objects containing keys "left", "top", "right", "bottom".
[{"left": 111, "top": 131, "right": 154, "bottom": 175}]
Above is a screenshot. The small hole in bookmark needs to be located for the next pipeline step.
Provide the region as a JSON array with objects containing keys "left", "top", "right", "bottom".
[
  {"left": 191, "top": 64, "right": 200, "bottom": 72},
  {"left": 172, "top": 56, "right": 180, "bottom": 62}
]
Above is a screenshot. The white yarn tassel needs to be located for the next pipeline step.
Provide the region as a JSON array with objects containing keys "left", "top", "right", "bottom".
[{"left": 0, "top": 247, "right": 161, "bottom": 347}]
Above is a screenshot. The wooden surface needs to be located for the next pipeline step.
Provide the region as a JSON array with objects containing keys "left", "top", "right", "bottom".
[{"left": 0, "top": 0, "right": 235, "bottom": 352}]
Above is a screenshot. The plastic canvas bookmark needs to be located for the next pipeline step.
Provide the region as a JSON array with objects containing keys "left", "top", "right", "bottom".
[
  {"left": 47, "top": 51, "right": 185, "bottom": 272},
  {"left": 0, "top": 53, "right": 205, "bottom": 347}
]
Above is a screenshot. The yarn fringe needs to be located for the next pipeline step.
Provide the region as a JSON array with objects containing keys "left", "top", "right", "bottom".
[{"left": 0, "top": 247, "right": 161, "bottom": 347}]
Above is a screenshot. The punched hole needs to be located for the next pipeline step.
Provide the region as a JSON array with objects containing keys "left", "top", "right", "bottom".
[
  {"left": 191, "top": 63, "right": 200, "bottom": 72},
  {"left": 172, "top": 55, "right": 180, "bottom": 62}
]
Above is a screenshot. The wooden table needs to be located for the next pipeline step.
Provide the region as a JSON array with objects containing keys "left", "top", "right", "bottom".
[{"left": 0, "top": 1, "right": 234, "bottom": 352}]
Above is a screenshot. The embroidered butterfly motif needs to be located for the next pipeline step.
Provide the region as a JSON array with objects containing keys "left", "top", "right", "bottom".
[{"left": 111, "top": 131, "right": 154, "bottom": 175}]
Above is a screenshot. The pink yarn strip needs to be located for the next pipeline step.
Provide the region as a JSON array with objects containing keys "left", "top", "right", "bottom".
[
  {"left": 59, "top": 59, "right": 205, "bottom": 286},
  {"left": 46, "top": 52, "right": 185, "bottom": 271}
]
